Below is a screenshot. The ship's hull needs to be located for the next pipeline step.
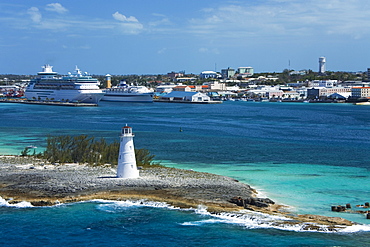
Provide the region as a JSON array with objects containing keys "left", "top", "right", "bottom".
[
  {"left": 101, "top": 92, "right": 154, "bottom": 102},
  {"left": 24, "top": 89, "right": 105, "bottom": 104}
]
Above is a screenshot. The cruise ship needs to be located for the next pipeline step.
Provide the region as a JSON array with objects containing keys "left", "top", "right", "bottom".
[
  {"left": 25, "top": 65, "right": 105, "bottom": 104},
  {"left": 101, "top": 80, "right": 154, "bottom": 102}
]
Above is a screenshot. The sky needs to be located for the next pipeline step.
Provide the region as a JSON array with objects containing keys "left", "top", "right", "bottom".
[{"left": 1, "top": 0, "right": 370, "bottom": 75}]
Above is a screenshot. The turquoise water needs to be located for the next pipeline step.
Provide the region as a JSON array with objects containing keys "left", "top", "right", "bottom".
[
  {"left": 1, "top": 200, "right": 368, "bottom": 247},
  {"left": 1, "top": 101, "right": 370, "bottom": 246}
]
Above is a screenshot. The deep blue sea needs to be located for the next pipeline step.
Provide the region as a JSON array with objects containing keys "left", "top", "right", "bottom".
[{"left": 1, "top": 101, "right": 370, "bottom": 246}]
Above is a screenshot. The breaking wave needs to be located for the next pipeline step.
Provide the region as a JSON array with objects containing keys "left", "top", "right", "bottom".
[
  {"left": 93, "top": 199, "right": 180, "bottom": 213},
  {"left": 92, "top": 199, "right": 370, "bottom": 233},
  {"left": 187, "top": 207, "right": 370, "bottom": 233},
  {"left": 0, "top": 196, "right": 34, "bottom": 208}
]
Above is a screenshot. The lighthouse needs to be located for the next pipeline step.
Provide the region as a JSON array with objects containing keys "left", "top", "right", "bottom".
[
  {"left": 106, "top": 74, "right": 112, "bottom": 89},
  {"left": 117, "top": 125, "right": 139, "bottom": 178}
]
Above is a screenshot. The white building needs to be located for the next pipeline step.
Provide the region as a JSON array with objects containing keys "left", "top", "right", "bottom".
[
  {"left": 176, "top": 77, "right": 196, "bottom": 83},
  {"left": 308, "top": 80, "right": 337, "bottom": 88},
  {"left": 156, "top": 84, "right": 177, "bottom": 93},
  {"left": 221, "top": 67, "right": 235, "bottom": 78},
  {"left": 352, "top": 87, "right": 370, "bottom": 98},
  {"left": 203, "top": 81, "right": 226, "bottom": 91},
  {"left": 308, "top": 87, "right": 352, "bottom": 98},
  {"left": 159, "top": 91, "right": 211, "bottom": 102},
  {"left": 200, "top": 71, "right": 219, "bottom": 79},
  {"left": 237, "top": 67, "right": 254, "bottom": 76},
  {"left": 266, "top": 90, "right": 284, "bottom": 99}
]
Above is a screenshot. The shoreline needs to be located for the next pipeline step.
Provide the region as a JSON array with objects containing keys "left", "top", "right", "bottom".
[{"left": 0, "top": 156, "right": 356, "bottom": 231}]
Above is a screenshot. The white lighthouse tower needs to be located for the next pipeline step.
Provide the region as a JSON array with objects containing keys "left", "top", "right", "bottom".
[
  {"left": 319, "top": 57, "right": 326, "bottom": 74},
  {"left": 117, "top": 125, "right": 139, "bottom": 178},
  {"left": 106, "top": 74, "right": 112, "bottom": 89}
]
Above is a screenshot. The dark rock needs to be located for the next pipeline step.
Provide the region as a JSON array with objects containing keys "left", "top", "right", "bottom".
[
  {"left": 229, "top": 196, "right": 244, "bottom": 206},
  {"left": 229, "top": 196, "right": 275, "bottom": 208},
  {"left": 253, "top": 201, "right": 269, "bottom": 207},
  {"left": 243, "top": 197, "right": 254, "bottom": 205},
  {"left": 255, "top": 198, "right": 275, "bottom": 205},
  {"left": 336, "top": 205, "right": 346, "bottom": 212},
  {"left": 31, "top": 200, "right": 54, "bottom": 206}
]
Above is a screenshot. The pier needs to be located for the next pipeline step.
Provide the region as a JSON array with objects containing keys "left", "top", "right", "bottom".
[
  {"left": 154, "top": 99, "right": 222, "bottom": 104},
  {"left": 0, "top": 99, "right": 98, "bottom": 107}
]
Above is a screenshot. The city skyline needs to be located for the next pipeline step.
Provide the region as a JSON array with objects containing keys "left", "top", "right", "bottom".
[{"left": 1, "top": 0, "right": 370, "bottom": 75}]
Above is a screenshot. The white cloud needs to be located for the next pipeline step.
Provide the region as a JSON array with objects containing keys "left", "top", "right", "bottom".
[
  {"left": 45, "top": 3, "right": 68, "bottom": 14},
  {"left": 112, "top": 11, "right": 143, "bottom": 34},
  {"left": 27, "top": 4, "right": 68, "bottom": 29},
  {"left": 23, "top": 5, "right": 113, "bottom": 32},
  {"left": 117, "top": 22, "right": 144, "bottom": 34},
  {"left": 27, "top": 7, "right": 42, "bottom": 23},
  {"left": 187, "top": 0, "right": 370, "bottom": 39},
  {"left": 112, "top": 12, "right": 139, "bottom": 23},
  {"left": 149, "top": 13, "right": 171, "bottom": 27}
]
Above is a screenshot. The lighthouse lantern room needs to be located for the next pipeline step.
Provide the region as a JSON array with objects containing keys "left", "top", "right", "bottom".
[{"left": 117, "top": 125, "right": 139, "bottom": 178}]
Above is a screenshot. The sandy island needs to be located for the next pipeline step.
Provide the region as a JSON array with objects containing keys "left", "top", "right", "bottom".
[{"left": 0, "top": 156, "right": 354, "bottom": 231}]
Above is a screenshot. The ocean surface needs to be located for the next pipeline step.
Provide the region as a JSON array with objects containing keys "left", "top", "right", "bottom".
[{"left": 1, "top": 101, "right": 370, "bottom": 246}]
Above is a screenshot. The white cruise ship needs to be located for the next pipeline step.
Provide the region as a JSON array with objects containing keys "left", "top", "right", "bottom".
[
  {"left": 101, "top": 81, "right": 154, "bottom": 102},
  {"left": 25, "top": 65, "right": 105, "bottom": 104}
]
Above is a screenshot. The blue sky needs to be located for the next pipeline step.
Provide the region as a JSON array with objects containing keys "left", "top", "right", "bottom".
[{"left": 1, "top": 0, "right": 370, "bottom": 75}]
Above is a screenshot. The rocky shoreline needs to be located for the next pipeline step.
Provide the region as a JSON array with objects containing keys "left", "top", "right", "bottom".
[{"left": 0, "top": 156, "right": 355, "bottom": 231}]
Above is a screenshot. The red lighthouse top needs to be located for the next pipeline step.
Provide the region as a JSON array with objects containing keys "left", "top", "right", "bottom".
[{"left": 122, "top": 125, "right": 134, "bottom": 136}]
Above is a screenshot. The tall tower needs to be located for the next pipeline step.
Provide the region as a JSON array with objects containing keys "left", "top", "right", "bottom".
[
  {"left": 106, "top": 74, "right": 112, "bottom": 89},
  {"left": 117, "top": 125, "right": 139, "bottom": 178},
  {"left": 319, "top": 57, "right": 326, "bottom": 74}
]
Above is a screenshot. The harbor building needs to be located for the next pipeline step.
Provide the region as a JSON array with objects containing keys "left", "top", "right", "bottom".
[
  {"left": 308, "top": 80, "right": 338, "bottom": 88},
  {"left": 117, "top": 125, "right": 139, "bottom": 179},
  {"left": 158, "top": 91, "right": 211, "bottom": 102},
  {"left": 203, "top": 81, "right": 226, "bottom": 91},
  {"left": 172, "top": 85, "right": 192, "bottom": 92},
  {"left": 167, "top": 71, "right": 184, "bottom": 81},
  {"left": 351, "top": 87, "right": 370, "bottom": 99},
  {"left": 307, "top": 87, "right": 352, "bottom": 99},
  {"left": 199, "top": 71, "right": 219, "bottom": 79},
  {"left": 175, "top": 77, "right": 197, "bottom": 83},
  {"left": 237, "top": 67, "right": 254, "bottom": 76},
  {"left": 221, "top": 67, "right": 235, "bottom": 79}
]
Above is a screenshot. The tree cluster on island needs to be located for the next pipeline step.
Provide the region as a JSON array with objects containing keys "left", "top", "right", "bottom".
[{"left": 21, "top": 135, "right": 160, "bottom": 168}]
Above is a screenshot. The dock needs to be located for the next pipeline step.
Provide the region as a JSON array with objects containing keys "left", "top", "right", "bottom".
[
  {"left": 0, "top": 99, "right": 98, "bottom": 107},
  {"left": 154, "top": 99, "right": 222, "bottom": 104}
]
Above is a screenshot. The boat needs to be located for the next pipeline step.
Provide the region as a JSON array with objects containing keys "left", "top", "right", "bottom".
[
  {"left": 101, "top": 80, "right": 154, "bottom": 102},
  {"left": 25, "top": 65, "right": 105, "bottom": 104},
  {"left": 354, "top": 102, "right": 370, "bottom": 105}
]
